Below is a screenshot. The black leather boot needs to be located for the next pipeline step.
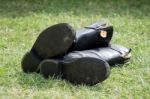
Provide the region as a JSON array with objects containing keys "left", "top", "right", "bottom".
[
  {"left": 69, "top": 21, "right": 113, "bottom": 51},
  {"left": 40, "top": 56, "right": 110, "bottom": 86},
  {"left": 40, "top": 44, "right": 131, "bottom": 84},
  {"left": 22, "top": 22, "right": 113, "bottom": 73},
  {"left": 21, "top": 23, "right": 76, "bottom": 73}
]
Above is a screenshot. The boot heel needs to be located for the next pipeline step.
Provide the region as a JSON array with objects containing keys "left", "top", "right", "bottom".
[
  {"left": 40, "top": 59, "right": 62, "bottom": 78},
  {"left": 21, "top": 51, "right": 41, "bottom": 73}
]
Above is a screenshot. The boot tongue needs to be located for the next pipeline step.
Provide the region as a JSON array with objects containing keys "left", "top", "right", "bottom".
[{"left": 85, "top": 22, "right": 106, "bottom": 30}]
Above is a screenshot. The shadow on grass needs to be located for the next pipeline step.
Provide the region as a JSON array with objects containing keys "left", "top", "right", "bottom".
[
  {"left": 0, "top": 0, "right": 149, "bottom": 18},
  {"left": 16, "top": 71, "right": 103, "bottom": 91}
]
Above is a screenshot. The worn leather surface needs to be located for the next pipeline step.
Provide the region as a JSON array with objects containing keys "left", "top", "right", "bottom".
[
  {"left": 70, "top": 22, "right": 113, "bottom": 51},
  {"left": 64, "top": 44, "right": 131, "bottom": 66}
]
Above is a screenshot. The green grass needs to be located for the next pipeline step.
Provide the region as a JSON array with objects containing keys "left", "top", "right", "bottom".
[{"left": 0, "top": 0, "right": 150, "bottom": 98}]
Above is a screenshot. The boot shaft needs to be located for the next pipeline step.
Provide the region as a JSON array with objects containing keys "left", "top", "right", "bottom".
[
  {"left": 70, "top": 22, "right": 113, "bottom": 51},
  {"left": 64, "top": 44, "right": 131, "bottom": 65}
]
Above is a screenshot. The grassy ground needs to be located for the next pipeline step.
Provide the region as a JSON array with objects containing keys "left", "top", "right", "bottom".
[{"left": 0, "top": 0, "right": 150, "bottom": 98}]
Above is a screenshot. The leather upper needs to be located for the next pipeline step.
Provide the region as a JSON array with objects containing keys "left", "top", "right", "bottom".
[
  {"left": 64, "top": 44, "right": 131, "bottom": 65},
  {"left": 70, "top": 22, "right": 113, "bottom": 51}
]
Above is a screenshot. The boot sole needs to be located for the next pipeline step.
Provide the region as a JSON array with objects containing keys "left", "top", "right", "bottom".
[
  {"left": 40, "top": 57, "right": 110, "bottom": 86},
  {"left": 22, "top": 23, "right": 75, "bottom": 73},
  {"left": 32, "top": 23, "right": 75, "bottom": 58},
  {"left": 63, "top": 57, "right": 110, "bottom": 85}
]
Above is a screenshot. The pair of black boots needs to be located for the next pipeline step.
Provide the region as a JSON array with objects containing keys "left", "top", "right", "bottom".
[{"left": 22, "top": 22, "right": 131, "bottom": 85}]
